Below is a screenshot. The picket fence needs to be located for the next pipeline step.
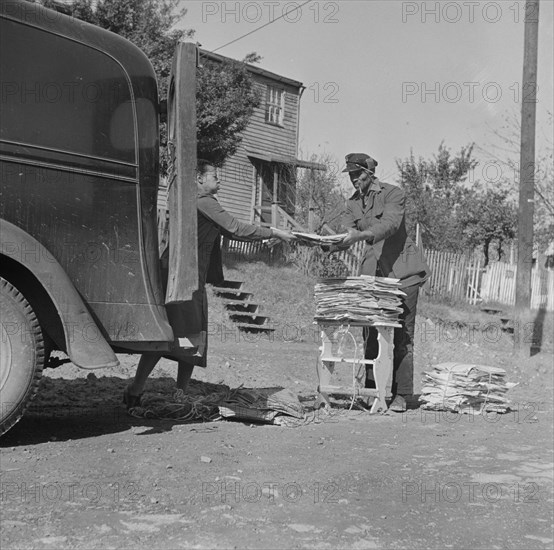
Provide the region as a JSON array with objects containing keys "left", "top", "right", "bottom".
[
  {"left": 424, "top": 250, "right": 483, "bottom": 305},
  {"left": 425, "top": 249, "right": 554, "bottom": 311},
  {"left": 189, "top": 231, "right": 554, "bottom": 312},
  {"left": 334, "top": 241, "right": 364, "bottom": 275},
  {"left": 220, "top": 237, "right": 365, "bottom": 276},
  {"left": 480, "top": 261, "right": 554, "bottom": 311},
  {"left": 221, "top": 237, "right": 282, "bottom": 264}
]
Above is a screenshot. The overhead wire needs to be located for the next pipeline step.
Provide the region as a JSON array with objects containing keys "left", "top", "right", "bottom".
[{"left": 213, "top": 0, "right": 314, "bottom": 53}]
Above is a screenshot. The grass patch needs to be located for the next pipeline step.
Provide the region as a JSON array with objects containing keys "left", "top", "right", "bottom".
[
  {"left": 419, "top": 293, "right": 553, "bottom": 347},
  {"left": 209, "top": 259, "right": 554, "bottom": 354},
  {"left": 204, "top": 260, "right": 553, "bottom": 401},
  {"left": 207, "top": 259, "right": 317, "bottom": 338}
]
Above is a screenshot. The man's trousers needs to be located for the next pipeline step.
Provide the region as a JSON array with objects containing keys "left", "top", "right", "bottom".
[{"left": 364, "top": 284, "right": 420, "bottom": 395}]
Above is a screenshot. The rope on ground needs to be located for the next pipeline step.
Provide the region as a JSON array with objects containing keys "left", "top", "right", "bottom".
[{"left": 127, "top": 381, "right": 311, "bottom": 426}]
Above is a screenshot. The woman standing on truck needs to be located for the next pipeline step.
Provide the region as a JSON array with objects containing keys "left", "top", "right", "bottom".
[{"left": 124, "top": 160, "right": 294, "bottom": 408}]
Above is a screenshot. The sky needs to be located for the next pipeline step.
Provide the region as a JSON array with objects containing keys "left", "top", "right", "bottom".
[{"left": 178, "top": 0, "right": 553, "bottom": 185}]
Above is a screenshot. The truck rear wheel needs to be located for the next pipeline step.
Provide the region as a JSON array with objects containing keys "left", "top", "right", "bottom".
[{"left": 0, "top": 277, "right": 44, "bottom": 436}]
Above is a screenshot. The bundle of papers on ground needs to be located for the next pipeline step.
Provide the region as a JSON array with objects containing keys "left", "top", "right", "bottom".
[
  {"left": 314, "top": 276, "right": 406, "bottom": 326},
  {"left": 419, "top": 362, "right": 517, "bottom": 414}
]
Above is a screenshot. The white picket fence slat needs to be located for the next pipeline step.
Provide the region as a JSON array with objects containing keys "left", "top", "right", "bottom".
[
  {"left": 192, "top": 226, "right": 554, "bottom": 311},
  {"left": 427, "top": 250, "right": 554, "bottom": 311},
  {"left": 480, "top": 261, "right": 554, "bottom": 310}
]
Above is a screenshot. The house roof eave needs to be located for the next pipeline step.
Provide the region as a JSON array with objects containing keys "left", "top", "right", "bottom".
[
  {"left": 245, "top": 148, "right": 326, "bottom": 171},
  {"left": 199, "top": 49, "right": 303, "bottom": 89}
]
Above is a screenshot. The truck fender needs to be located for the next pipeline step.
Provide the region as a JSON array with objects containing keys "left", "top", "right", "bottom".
[{"left": 0, "top": 220, "right": 119, "bottom": 368}]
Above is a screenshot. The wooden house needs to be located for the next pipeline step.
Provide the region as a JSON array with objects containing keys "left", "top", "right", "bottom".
[{"left": 200, "top": 50, "right": 324, "bottom": 230}]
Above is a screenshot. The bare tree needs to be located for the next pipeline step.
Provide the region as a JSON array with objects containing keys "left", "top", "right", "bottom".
[
  {"left": 476, "top": 110, "right": 554, "bottom": 252},
  {"left": 294, "top": 153, "right": 347, "bottom": 234}
]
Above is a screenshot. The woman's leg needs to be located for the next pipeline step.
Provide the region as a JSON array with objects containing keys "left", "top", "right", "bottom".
[
  {"left": 176, "top": 362, "right": 195, "bottom": 391},
  {"left": 128, "top": 352, "right": 162, "bottom": 395}
]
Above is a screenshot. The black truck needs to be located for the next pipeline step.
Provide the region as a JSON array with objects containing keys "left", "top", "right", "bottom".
[{"left": 0, "top": 0, "right": 199, "bottom": 435}]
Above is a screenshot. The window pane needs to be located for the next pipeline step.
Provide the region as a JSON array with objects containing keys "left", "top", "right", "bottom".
[
  {"left": 266, "top": 86, "right": 284, "bottom": 126},
  {"left": 0, "top": 20, "right": 136, "bottom": 163}
]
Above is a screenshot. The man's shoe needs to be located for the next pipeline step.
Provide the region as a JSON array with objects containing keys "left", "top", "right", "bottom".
[{"left": 389, "top": 394, "right": 407, "bottom": 412}]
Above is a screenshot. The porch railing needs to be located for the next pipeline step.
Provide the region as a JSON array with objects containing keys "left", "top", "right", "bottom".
[{"left": 252, "top": 204, "right": 306, "bottom": 232}]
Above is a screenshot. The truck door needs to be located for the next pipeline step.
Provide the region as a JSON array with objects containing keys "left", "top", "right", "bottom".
[{"left": 163, "top": 42, "right": 199, "bottom": 304}]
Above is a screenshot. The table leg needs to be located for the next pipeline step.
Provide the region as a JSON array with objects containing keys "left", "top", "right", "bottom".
[
  {"left": 315, "top": 360, "right": 335, "bottom": 408},
  {"left": 316, "top": 327, "right": 336, "bottom": 407},
  {"left": 370, "top": 326, "right": 394, "bottom": 414}
]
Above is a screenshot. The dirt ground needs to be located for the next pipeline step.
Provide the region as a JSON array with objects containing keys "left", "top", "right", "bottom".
[{"left": 1, "top": 301, "right": 553, "bottom": 549}]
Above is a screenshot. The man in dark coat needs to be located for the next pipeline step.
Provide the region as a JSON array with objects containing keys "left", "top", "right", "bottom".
[
  {"left": 124, "top": 161, "right": 293, "bottom": 407},
  {"left": 339, "top": 153, "right": 430, "bottom": 411}
]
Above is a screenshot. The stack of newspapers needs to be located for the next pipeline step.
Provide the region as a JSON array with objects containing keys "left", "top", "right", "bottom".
[
  {"left": 419, "top": 362, "right": 517, "bottom": 414},
  {"left": 314, "top": 276, "right": 405, "bottom": 326},
  {"left": 292, "top": 231, "right": 348, "bottom": 246}
]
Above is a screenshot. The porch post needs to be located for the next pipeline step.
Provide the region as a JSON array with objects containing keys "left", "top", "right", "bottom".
[
  {"left": 272, "top": 164, "right": 279, "bottom": 228},
  {"left": 308, "top": 169, "right": 316, "bottom": 232}
]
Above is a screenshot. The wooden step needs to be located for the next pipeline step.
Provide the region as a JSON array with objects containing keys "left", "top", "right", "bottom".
[
  {"left": 211, "top": 287, "right": 253, "bottom": 299},
  {"left": 214, "top": 280, "right": 244, "bottom": 289},
  {"left": 500, "top": 317, "right": 514, "bottom": 333},
  {"left": 235, "top": 323, "right": 276, "bottom": 333},
  {"left": 212, "top": 279, "right": 274, "bottom": 333},
  {"left": 481, "top": 307, "right": 504, "bottom": 315},
  {"left": 222, "top": 298, "right": 254, "bottom": 306},
  {"left": 224, "top": 302, "right": 260, "bottom": 314},
  {"left": 228, "top": 312, "right": 269, "bottom": 325}
]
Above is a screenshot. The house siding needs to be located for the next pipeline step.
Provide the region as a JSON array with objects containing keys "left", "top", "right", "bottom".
[
  {"left": 159, "top": 55, "right": 303, "bottom": 227},
  {"left": 218, "top": 147, "right": 255, "bottom": 223},
  {"left": 218, "top": 74, "right": 301, "bottom": 223}
]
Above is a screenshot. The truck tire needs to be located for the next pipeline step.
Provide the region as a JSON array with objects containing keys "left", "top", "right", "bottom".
[{"left": 0, "top": 277, "right": 44, "bottom": 436}]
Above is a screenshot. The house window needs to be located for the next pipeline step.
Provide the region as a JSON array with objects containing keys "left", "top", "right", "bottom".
[{"left": 266, "top": 86, "right": 284, "bottom": 126}]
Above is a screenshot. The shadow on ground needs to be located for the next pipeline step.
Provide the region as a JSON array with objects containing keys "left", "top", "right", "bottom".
[
  {"left": 1, "top": 376, "right": 330, "bottom": 446},
  {"left": 0, "top": 376, "right": 192, "bottom": 447}
]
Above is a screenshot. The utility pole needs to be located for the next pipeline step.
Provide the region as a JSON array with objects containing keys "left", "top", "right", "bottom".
[{"left": 514, "top": 0, "right": 539, "bottom": 352}]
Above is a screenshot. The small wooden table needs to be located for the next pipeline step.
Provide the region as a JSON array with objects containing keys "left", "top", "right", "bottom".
[{"left": 315, "top": 321, "right": 395, "bottom": 414}]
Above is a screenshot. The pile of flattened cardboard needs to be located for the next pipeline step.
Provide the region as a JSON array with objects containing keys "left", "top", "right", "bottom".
[
  {"left": 314, "top": 275, "right": 405, "bottom": 326},
  {"left": 419, "top": 362, "right": 517, "bottom": 414},
  {"left": 292, "top": 231, "right": 348, "bottom": 246}
]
